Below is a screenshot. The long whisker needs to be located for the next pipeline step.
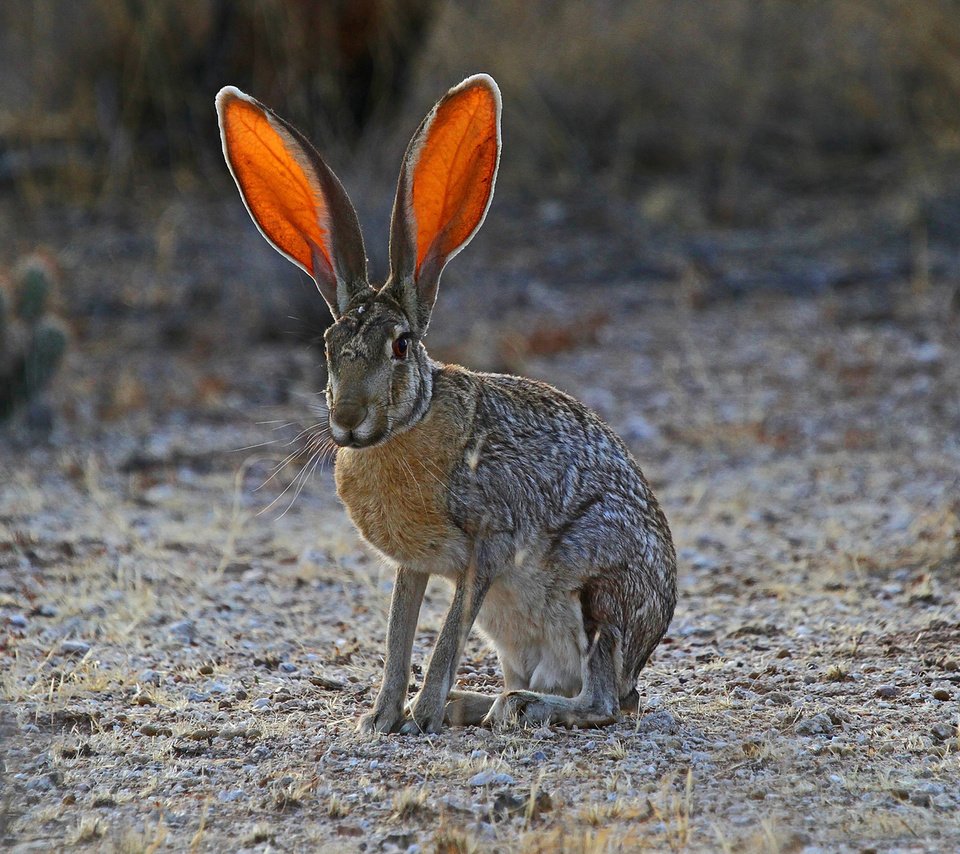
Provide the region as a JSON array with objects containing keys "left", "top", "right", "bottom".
[
  {"left": 397, "top": 453, "right": 426, "bottom": 507},
  {"left": 278, "top": 437, "right": 334, "bottom": 518}
]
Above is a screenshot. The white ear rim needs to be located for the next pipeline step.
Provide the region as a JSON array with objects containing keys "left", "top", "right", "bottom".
[
  {"left": 402, "top": 73, "right": 502, "bottom": 275},
  {"left": 215, "top": 85, "right": 330, "bottom": 283}
]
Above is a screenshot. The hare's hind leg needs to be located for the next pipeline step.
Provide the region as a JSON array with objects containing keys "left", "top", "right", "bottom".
[{"left": 484, "top": 624, "right": 623, "bottom": 728}]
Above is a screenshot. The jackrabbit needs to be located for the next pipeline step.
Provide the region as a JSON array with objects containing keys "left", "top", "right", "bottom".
[{"left": 216, "top": 74, "right": 677, "bottom": 733}]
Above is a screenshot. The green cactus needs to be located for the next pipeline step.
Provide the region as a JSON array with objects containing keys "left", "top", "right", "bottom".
[
  {"left": 0, "top": 255, "right": 67, "bottom": 422},
  {"left": 16, "top": 260, "right": 52, "bottom": 323}
]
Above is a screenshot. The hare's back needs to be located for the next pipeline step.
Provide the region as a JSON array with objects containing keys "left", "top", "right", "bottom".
[{"left": 449, "top": 371, "right": 662, "bottom": 547}]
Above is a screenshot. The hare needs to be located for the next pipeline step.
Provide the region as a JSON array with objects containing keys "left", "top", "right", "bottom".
[{"left": 216, "top": 74, "right": 677, "bottom": 733}]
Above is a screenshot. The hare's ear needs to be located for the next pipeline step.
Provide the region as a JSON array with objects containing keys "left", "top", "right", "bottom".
[
  {"left": 385, "top": 74, "right": 501, "bottom": 332},
  {"left": 216, "top": 86, "right": 370, "bottom": 318}
]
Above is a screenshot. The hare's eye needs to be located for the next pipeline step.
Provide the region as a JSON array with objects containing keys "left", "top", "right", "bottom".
[{"left": 392, "top": 335, "right": 410, "bottom": 360}]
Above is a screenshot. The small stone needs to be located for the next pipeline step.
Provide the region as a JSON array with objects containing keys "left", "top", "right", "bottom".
[
  {"left": 9, "top": 614, "right": 28, "bottom": 628},
  {"left": 168, "top": 619, "right": 196, "bottom": 642},
  {"left": 382, "top": 831, "right": 416, "bottom": 850},
  {"left": 36, "top": 604, "right": 57, "bottom": 617},
  {"left": 218, "top": 788, "right": 245, "bottom": 802},
  {"left": 530, "top": 750, "right": 548, "bottom": 763},
  {"left": 139, "top": 723, "right": 173, "bottom": 737},
  {"left": 60, "top": 640, "right": 91, "bottom": 656},
  {"left": 469, "top": 769, "right": 515, "bottom": 787},
  {"left": 252, "top": 698, "right": 272, "bottom": 711},
  {"left": 634, "top": 711, "right": 678, "bottom": 735},
  {"left": 279, "top": 662, "right": 298, "bottom": 673},
  {"left": 931, "top": 723, "right": 956, "bottom": 742},
  {"left": 932, "top": 688, "right": 951, "bottom": 701},
  {"left": 218, "top": 726, "right": 247, "bottom": 740},
  {"left": 875, "top": 685, "right": 899, "bottom": 699},
  {"left": 138, "top": 669, "right": 162, "bottom": 686},
  {"left": 186, "top": 727, "right": 218, "bottom": 741},
  {"left": 187, "top": 691, "right": 211, "bottom": 702},
  {"left": 198, "top": 663, "right": 214, "bottom": 675},
  {"left": 933, "top": 793, "right": 956, "bottom": 811},
  {"left": 795, "top": 713, "right": 835, "bottom": 736}
]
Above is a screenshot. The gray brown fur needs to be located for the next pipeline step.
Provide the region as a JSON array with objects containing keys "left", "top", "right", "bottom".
[{"left": 217, "top": 75, "right": 677, "bottom": 733}]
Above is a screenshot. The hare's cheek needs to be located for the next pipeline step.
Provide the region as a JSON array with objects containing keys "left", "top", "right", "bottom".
[{"left": 390, "top": 367, "right": 408, "bottom": 406}]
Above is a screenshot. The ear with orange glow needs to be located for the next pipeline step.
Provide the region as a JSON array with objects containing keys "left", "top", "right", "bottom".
[
  {"left": 216, "top": 86, "right": 369, "bottom": 317},
  {"left": 386, "top": 74, "right": 501, "bottom": 331}
]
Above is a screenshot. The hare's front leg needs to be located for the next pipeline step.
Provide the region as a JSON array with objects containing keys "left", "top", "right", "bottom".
[
  {"left": 357, "top": 567, "right": 427, "bottom": 734},
  {"left": 399, "top": 567, "right": 491, "bottom": 734}
]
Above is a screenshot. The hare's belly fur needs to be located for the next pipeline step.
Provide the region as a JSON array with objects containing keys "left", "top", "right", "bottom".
[
  {"left": 478, "top": 567, "right": 589, "bottom": 697},
  {"left": 335, "top": 405, "right": 466, "bottom": 569}
]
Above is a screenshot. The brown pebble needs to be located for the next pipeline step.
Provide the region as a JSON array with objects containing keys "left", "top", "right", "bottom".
[
  {"left": 931, "top": 723, "right": 956, "bottom": 742},
  {"left": 933, "top": 688, "right": 951, "bottom": 701},
  {"left": 135, "top": 693, "right": 156, "bottom": 706},
  {"left": 199, "top": 663, "right": 214, "bottom": 675},
  {"left": 187, "top": 727, "right": 218, "bottom": 741},
  {"left": 139, "top": 723, "right": 173, "bottom": 737},
  {"left": 875, "top": 685, "right": 899, "bottom": 699},
  {"left": 218, "top": 726, "right": 248, "bottom": 740}
]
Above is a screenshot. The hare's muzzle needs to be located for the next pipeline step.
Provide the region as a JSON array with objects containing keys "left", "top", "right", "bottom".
[{"left": 330, "top": 398, "right": 371, "bottom": 446}]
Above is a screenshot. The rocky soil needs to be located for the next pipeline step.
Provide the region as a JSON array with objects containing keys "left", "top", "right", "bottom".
[{"left": 1, "top": 190, "right": 959, "bottom": 852}]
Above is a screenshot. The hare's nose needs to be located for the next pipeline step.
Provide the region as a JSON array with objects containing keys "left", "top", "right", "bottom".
[{"left": 333, "top": 400, "right": 368, "bottom": 431}]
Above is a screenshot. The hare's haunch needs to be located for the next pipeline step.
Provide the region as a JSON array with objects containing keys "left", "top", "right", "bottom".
[{"left": 216, "top": 75, "right": 677, "bottom": 733}]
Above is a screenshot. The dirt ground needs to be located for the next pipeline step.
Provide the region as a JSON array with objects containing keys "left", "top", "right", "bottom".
[{"left": 1, "top": 189, "right": 959, "bottom": 852}]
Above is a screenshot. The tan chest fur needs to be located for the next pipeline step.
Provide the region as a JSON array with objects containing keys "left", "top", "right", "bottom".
[{"left": 334, "top": 388, "right": 470, "bottom": 566}]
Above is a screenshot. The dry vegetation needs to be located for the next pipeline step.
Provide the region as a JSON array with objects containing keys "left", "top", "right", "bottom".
[{"left": 4, "top": 1, "right": 960, "bottom": 204}]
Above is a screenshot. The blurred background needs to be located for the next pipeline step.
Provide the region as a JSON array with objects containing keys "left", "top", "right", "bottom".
[{"left": 1, "top": 0, "right": 959, "bottom": 427}]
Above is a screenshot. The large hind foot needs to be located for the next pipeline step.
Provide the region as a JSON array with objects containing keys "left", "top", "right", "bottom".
[
  {"left": 485, "top": 690, "right": 618, "bottom": 728},
  {"left": 485, "top": 624, "right": 626, "bottom": 729},
  {"left": 444, "top": 690, "right": 496, "bottom": 726}
]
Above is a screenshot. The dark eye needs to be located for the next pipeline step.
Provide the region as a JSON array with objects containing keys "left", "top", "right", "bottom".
[{"left": 392, "top": 335, "right": 410, "bottom": 360}]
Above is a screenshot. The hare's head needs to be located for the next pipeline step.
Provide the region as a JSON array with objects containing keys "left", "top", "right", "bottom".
[{"left": 216, "top": 76, "right": 501, "bottom": 448}]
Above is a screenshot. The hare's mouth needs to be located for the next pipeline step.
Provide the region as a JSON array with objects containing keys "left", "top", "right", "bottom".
[{"left": 332, "top": 427, "right": 389, "bottom": 450}]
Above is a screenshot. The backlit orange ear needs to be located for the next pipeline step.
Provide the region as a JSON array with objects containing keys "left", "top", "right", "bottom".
[
  {"left": 406, "top": 75, "right": 501, "bottom": 277},
  {"left": 216, "top": 86, "right": 335, "bottom": 284}
]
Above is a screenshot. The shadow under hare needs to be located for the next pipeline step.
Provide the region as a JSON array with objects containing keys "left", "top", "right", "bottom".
[{"left": 216, "top": 74, "right": 676, "bottom": 733}]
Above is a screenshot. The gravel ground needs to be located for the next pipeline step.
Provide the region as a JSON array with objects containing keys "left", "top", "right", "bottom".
[{"left": 1, "top": 238, "right": 959, "bottom": 851}]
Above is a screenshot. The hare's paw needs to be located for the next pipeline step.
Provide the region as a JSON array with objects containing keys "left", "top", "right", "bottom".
[
  {"left": 485, "top": 691, "right": 553, "bottom": 727},
  {"left": 397, "top": 696, "right": 446, "bottom": 735},
  {"left": 356, "top": 704, "right": 406, "bottom": 735}
]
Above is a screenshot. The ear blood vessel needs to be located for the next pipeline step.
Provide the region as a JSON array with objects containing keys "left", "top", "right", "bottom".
[{"left": 217, "top": 75, "right": 677, "bottom": 733}]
